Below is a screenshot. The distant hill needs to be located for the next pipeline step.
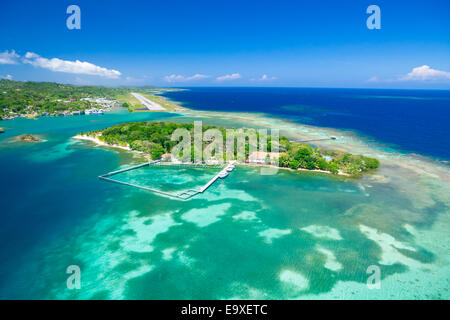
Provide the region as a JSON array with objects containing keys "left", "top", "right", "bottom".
[{"left": 0, "top": 79, "right": 163, "bottom": 117}]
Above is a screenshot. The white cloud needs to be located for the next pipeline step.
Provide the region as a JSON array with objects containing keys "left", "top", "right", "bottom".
[
  {"left": 187, "top": 74, "right": 209, "bottom": 81},
  {"left": 1, "top": 74, "right": 13, "bottom": 80},
  {"left": 164, "top": 73, "right": 208, "bottom": 82},
  {"left": 164, "top": 74, "right": 184, "bottom": 82},
  {"left": 0, "top": 50, "right": 20, "bottom": 64},
  {"left": 251, "top": 74, "right": 277, "bottom": 81},
  {"left": 399, "top": 65, "right": 450, "bottom": 81},
  {"left": 216, "top": 73, "right": 241, "bottom": 81},
  {"left": 22, "top": 52, "right": 121, "bottom": 79},
  {"left": 366, "top": 76, "right": 379, "bottom": 83}
]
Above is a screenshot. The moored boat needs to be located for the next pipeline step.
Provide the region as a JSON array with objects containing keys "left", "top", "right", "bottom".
[{"left": 219, "top": 171, "right": 228, "bottom": 179}]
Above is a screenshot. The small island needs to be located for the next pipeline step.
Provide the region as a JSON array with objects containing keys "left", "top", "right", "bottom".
[
  {"left": 76, "top": 121, "right": 380, "bottom": 176},
  {"left": 15, "top": 134, "right": 42, "bottom": 142}
]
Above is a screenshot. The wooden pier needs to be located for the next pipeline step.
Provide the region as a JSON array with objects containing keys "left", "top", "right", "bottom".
[
  {"left": 293, "top": 136, "right": 337, "bottom": 143},
  {"left": 100, "top": 175, "right": 186, "bottom": 199},
  {"left": 101, "top": 161, "right": 159, "bottom": 177},
  {"left": 199, "top": 163, "right": 234, "bottom": 193},
  {"left": 98, "top": 161, "right": 235, "bottom": 201}
]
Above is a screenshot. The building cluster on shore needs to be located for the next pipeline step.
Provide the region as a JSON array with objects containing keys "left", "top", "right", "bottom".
[
  {"left": 160, "top": 151, "right": 282, "bottom": 166},
  {"left": 1, "top": 97, "right": 122, "bottom": 120}
]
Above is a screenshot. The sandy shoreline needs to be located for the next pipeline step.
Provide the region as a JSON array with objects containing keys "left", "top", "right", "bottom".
[
  {"left": 73, "top": 99, "right": 449, "bottom": 190},
  {"left": 73, "top": 134, "right": 150, "bottom": 160},
  {"left": 174, "top": 109, "right": 449, "bottom": 170},
  {"left": 73, "top": 134, "right": 131, "bottom": 151},
  {"left": 73, "top": 133, "right": 350, "bottom": 176}
]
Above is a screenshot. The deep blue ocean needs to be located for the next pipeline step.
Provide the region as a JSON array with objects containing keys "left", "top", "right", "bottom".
[
  {"left": 1, "top": 93, "right": 449, "bottom": 299},
  {"left": 163, "top": 87, "right": 450, "bottom": 160}
]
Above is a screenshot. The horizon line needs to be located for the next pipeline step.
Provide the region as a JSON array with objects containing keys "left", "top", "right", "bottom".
[{"left": 2, "top": 79, "right": 450, "bottom": 91}]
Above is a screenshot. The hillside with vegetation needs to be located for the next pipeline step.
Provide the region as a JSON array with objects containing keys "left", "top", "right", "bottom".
[
  {"left": 81, "top": 121, "right": 380, "bottom": 176},
  {"left": 0, "top": 79, "right": 173, "bottom": 118},
  {"left": 278, "top": 136, "right": 380, "bottom": 175},
  {"left": 0, "top": 79, "right": 127, "bottom": 117}
]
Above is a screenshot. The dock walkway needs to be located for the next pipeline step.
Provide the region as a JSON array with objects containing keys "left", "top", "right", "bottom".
[
  {"left": 101, "top": 161, "right": 155, "bottom": 177},
  {"left": 199, "top": 163, "right": 234, "bottom": 193},
  {"left": 294, "top": 136, "right": 337, "bottom": 143},
  {"left": 98, "top": 161, "right": 235, "bottom": 200}
]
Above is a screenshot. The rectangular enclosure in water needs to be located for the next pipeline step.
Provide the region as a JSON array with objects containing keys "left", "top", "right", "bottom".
[{"left": 99, "top": 162, "right": 224, "bottom": 200}]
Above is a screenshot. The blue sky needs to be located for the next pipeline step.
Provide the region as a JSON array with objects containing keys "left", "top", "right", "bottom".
[{"left": 0, "top": 0, "right": 449, "bottom": 88}]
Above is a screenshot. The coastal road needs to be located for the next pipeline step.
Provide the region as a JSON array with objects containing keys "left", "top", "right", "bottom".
[{"left": 131, "top": 92, "right": 166, "bottom": 111}]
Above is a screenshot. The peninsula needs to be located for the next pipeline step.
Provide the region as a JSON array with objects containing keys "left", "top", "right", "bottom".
[{"left": 76, "top": 121, "right": 380, "bottom": 176}]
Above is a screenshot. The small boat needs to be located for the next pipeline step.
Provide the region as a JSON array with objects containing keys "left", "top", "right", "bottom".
[
  {"left": 0, "top": 127, "right": 4, "bottom": 133},
  {"left": 226, "top": 165, "right": 234, "bottom": 172},
  {"left": 218, "top": 171, "right": 228, "bottom": 179},
  {"left": 330, "top": 136, "right": 337, "bottom": 140}
]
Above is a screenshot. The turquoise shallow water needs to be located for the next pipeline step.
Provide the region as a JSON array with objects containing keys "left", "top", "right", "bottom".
[
  {"left": 0, "top": 108, "right": 449, "bottom": 300},
  {"left": 111, "top": 165, "right": 222, "bottom": 193}
]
